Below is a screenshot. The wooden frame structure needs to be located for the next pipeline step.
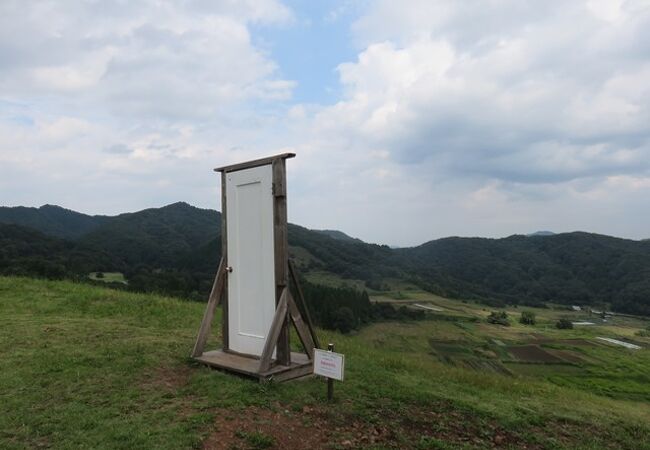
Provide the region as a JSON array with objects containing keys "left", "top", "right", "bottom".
[{"left": 191, "top": 153, "right": 320, "bottom": 382}]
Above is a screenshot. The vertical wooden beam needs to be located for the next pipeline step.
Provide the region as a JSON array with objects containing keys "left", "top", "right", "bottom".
[
  {"left": 191, "top": 258, "right": 226, "bottom": 357},
  {"left": 289, "top": 260, "right": 320, "bottom": 349},
  {"left": 272, "top": 158, "right": 291, "bottom": 366},
  {"left": 259, "top": 288, "right": 289, "bottom": 372},
  {"left": 221, "top": 171, "right": 229, "bottom": 351}
]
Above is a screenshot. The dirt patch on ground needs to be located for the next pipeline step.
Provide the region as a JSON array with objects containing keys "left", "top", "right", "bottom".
[
  {"left": 527, "top": 337, "right": 596, "bottom": 347},
  {"left": 546, "top": 349, "right": 586, "bottom": 364},
  {"left": 556, "top": 339, "right": 597, "bottom": 347},
  {"left": 507, "top": 345, "right": 565, "bottom": 363},
  {"left": 202, "top": 401, "right": 540, "bottom": 449},
  {"left": 139, "top": 364, "right": 193, "bottom": 391}
]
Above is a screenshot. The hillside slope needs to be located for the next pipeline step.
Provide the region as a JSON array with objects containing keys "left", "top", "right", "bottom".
[
  {"left": 1, "top": 203, "right": 650, "bottom": 315},
  {"left": 312, "top": 229, "right": 365, "bottom": 243},
  {"left": 0, "top": 223, "right": 123, "bottom": 278},
  {"left": 0, "top": 204, "right": 108, "bottom": 239},
  {"left": 1, "top": 277, "right": 648, "bottom": 449},
  {"left": 403, "top": 233, "right": 650, "bottom": 314},
  {"left": 79, "top": 202, "right": 220, "bottom": 268}
]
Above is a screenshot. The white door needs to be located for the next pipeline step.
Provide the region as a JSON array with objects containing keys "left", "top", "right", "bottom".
[{"left": 226, "top": 165, "right": 276, "bottom": 357}]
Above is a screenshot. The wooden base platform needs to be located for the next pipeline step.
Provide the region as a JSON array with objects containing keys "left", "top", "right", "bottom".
[{"left": 195, "top": 350, "right": 313, "bottom": 382}]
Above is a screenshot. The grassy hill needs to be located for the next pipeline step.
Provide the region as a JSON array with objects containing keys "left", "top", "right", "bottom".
[{"left": 1, "top": 277, "right": 649, "bottom": 449}]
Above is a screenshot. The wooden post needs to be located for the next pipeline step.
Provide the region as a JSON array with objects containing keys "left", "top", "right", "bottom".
[
  {"left": 327, "top": 343, "right": 334, "bottom": 401},
  {"left": 273, "top": 158, "right": 291, "bottom": 366},
  {"left": 220, "top": 171, "right": 229, "bottom": 351}
]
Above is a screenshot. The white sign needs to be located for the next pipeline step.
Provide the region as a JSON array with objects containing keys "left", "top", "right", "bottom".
[{"left": 313, "top": 349, "right": 345, "bottom": 381}]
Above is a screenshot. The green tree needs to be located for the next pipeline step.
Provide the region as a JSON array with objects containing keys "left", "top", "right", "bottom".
[
  {"left": 487, "top": 311, "right": 510, "bottom": 326},
  {"left": 519, "top": 311, "right": 536, "bottom": 325},
  {"left": 556, "top": 318, "right": 573, "bottom": 329},
  {"left": 332, "top": 307, "right": 356, "bottom": 333}
]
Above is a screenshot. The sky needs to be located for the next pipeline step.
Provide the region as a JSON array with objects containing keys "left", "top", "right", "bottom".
[{"left": 1, "top": 0, "right": 649, "bottom": 246}]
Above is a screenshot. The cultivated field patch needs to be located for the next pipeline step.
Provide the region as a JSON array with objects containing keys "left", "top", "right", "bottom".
[
  {"left": 506, "top": 345, "right": 566, "bottom": 363},
  {"left": 428, "top": 339, "right": 473, "bottom": 355},
  {"left": 545, "top": 349, "right": 586, "bottom": 364},
  {"left": 88, "top": 271, "right": 127, "bottom": 284},
  {"left": 429, "top": 339, "right": 513, "bottom": 375},
  {"left": 504, "top": 363, "right": 583, "bottom": 377}
]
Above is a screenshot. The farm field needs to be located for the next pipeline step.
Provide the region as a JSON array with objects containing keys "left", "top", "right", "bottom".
[
  {"left": 88, "top": 271, "right": 128, "bottom": 284},
  {"left": 369, "top": 289, "right": 650, "bottom": 403},
  {"left": 1, "top": 277, "right": 649, "bottom": 449}
]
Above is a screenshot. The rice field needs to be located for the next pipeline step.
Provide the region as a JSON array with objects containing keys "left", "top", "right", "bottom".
[{"left": 372, "top": 288, "right": 650, "bottom": 403}]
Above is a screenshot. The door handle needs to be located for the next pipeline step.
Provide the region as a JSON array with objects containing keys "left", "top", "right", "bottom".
[{"left": 225, "top": 266, "right": 233, "bottom": 273}]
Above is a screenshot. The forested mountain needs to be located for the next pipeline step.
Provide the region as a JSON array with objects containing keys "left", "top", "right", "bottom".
[
  {"left": 79, "top": 202, "right": 219, "bottom": 268},
  {"left": 1, "top": 202, "right": 649, "bottom": 316},
  {"left": 312, "top": 229, "right": 364, "bottom": 243},
  {"left": 0, "top": 204, "right": 109, "bottom": 239},
  {"left": 401, "top": 233, "right": 650, "bottom": 315},
  {"left": 0, "top": 224, "right": 122, "bottom": 278}
]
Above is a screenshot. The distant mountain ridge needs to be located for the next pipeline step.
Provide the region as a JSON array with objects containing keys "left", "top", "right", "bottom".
[
  {"left": 312, "top": 229, "right": 364, "bottom": 243},
  {"left": 527, "top": 231, "right": 556, "bottom": 237},
  {"left": 0, "top": 204, "right": 109, "bottom": 239},
  {"left": 1, "top": 202, "right": 649, "bottom": 316}
]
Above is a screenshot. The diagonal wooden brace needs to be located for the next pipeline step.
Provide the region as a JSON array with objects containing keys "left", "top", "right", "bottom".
[
  {"left": 289, "top": 260, "right": 320, "bottom": 349},
  {"left": 287, "top": 291, "right": 315, "bottom": 359},
  {"left": 191, "top": 258, "right": 227, "bottom": 357},
  {"left": 258, "top": 288, "right": 289, "bottom": 373}
]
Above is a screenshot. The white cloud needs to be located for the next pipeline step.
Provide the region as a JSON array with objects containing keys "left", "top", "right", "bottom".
[
  {"left": 285, "top": 0, "right": 650, "bottom": 243},
  {"left": 0, "top": 0, "right": 293, "bottom": 117},
  {"left": 0, "top": 0, "right": 296, "bottom": 214},
  {"left": 0, "top": 0, "right": 649, "bottom": 244}
]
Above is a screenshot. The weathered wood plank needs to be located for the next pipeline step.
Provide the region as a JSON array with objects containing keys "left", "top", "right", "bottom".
[
  {"left": 273, "top": 158, "right": 291, "bottom": 366},
  {"left": 197, "top": 350, "right": 311, "bottom": 381},
  {"left": 221, "top": 171, "right": 229, "bottom": 351},
  {"left": 287, "top": 291, "right": 315, "bottom": 359},
  {"left": 289, "top": 260, "right": 320, "bottom": 349},
  {"left": 268, "top": 363, "right": 313, "bottom": 383},
  {"left": 272, "top": 158, "right": 288, "bottom": 287},
  {"left": 191, "top": 258, "right": 226, "bottom": 357},
  {"left": 258, "top": 288, "right": 289, "bottom": 372},
  {"left": 214, "top": 153, "right": 295, "bottom": 173}
]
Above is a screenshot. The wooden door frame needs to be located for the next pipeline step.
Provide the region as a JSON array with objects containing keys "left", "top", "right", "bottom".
[
  {"left": 215, "top": 153, "right": 294, "bottom": 362},
  {"left": 191, "top": 153, "right": 319, "bottom": 381}
]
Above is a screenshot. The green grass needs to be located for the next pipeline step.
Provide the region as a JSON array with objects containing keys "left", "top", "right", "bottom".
[
  {"left": 304, "top": 270, "right": 367, "bottom": 290},
  {"left": 88, "top": 272, "right": 127, "bottom": 284},
  {"left": 1, "top": 277, "right": 649, "bottom": 449},
  {"left": 235, "top": 430, "right": 275, "bottom": 449}
]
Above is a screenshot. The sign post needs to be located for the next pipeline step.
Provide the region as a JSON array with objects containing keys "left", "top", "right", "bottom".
[
  {"left": 313, "top": 343, "right": 345, "bottom": 401},
  {"left": 327, "top": 343, "right": 334, "bottom": 401}
]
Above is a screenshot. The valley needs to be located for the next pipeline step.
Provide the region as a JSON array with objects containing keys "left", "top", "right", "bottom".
[{"left": 2, "top": 202, "right": 650, "bottom": 316}]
